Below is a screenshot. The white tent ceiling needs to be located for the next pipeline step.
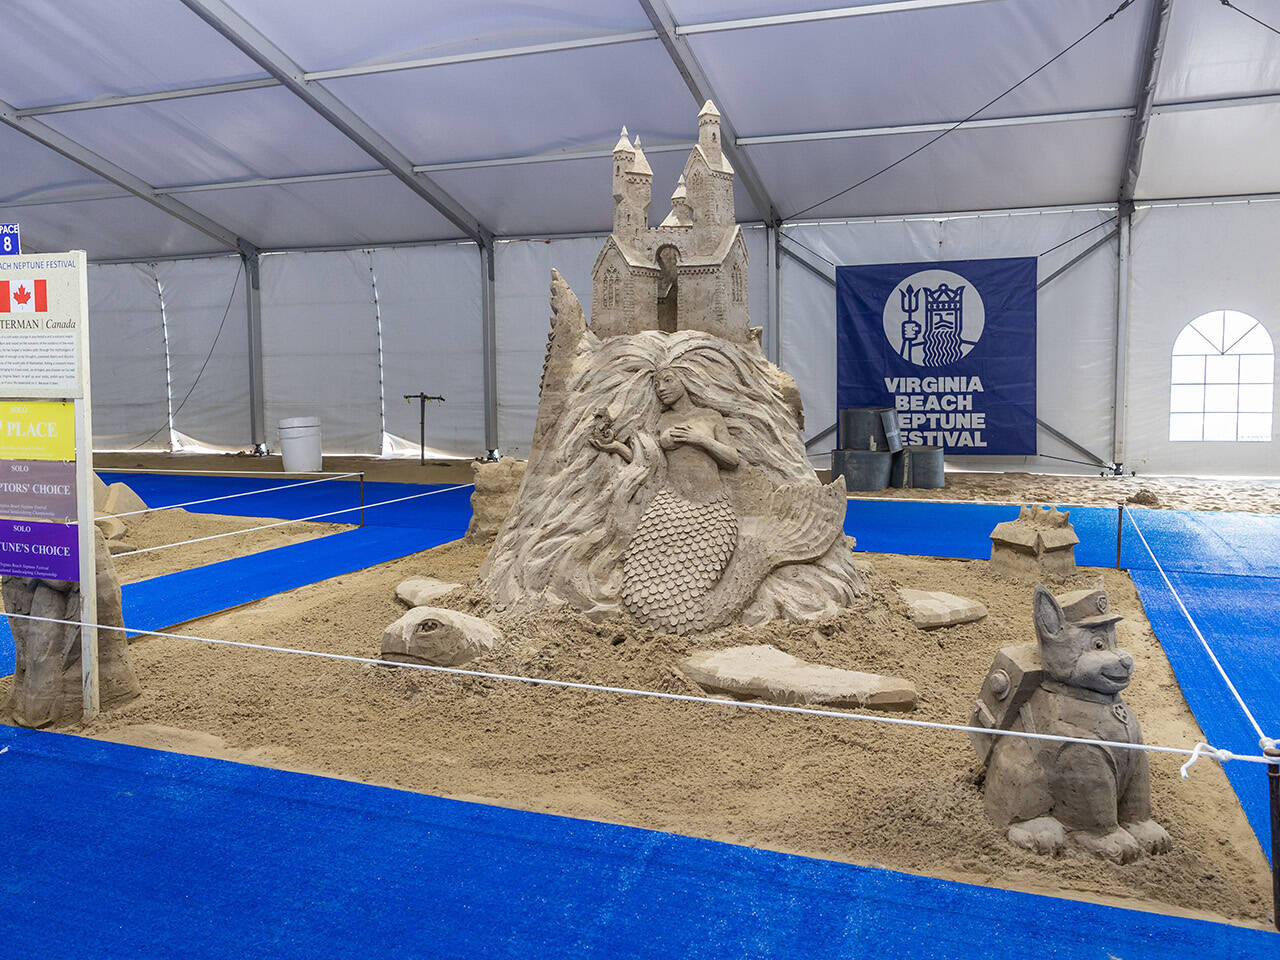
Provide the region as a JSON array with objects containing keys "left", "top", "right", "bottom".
[{"left": 2, "top": 0, "right": 1279, "bottom": 260}]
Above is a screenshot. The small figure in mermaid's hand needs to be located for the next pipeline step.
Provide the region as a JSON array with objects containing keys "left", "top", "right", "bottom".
[
  {"left": 587, "top": 408, "right": 633, "bottom": 463},
  {"left": 969, "top": 581, "right": 1172, "bottom": 863}
]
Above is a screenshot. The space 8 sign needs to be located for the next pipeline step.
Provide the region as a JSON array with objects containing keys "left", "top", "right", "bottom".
[{"left": 835, "top": 257, "right": 1037, "bottom": 455}]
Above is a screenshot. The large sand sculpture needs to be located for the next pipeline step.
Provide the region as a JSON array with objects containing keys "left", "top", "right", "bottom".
[{"left": 482, "top": 104, "right": 862, "bottom": 632}]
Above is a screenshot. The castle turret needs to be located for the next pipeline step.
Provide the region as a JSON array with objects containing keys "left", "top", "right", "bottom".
[
  {"left": 697, "top": 101, "right": 723, "bottom": 169},
  {"left": 612, "top": 127, "right": 651, "bottom": 241},
  {"left": 612, "top": 125, "right": 633, "bottom": 203},
  {"left": 660, "top": 174, "right": 693, "bottom": 227}
]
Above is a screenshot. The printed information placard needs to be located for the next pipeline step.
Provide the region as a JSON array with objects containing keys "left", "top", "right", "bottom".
[
  {"left": 0, "top": 400, "right": 76, "bottom": 461},
  {"left": 0, "top": 253, "right": 85, "bottom": 397},
  {"left": 0, "top": 459, "right": 77, "bottom": 521},
  {"left": 835, "top": 257, "right": 1037, "bottom": 455},
  {"left": 0, "top": 518, "right": 78, "bottom": 580}
]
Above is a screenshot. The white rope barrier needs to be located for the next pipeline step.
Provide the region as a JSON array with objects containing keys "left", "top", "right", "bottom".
[
  {"left": 100, "top": 472, "right": 364, "bottom": 520},
  {"left": 96, "top": 468, "right": 360, "bottom": 477},
  {"left": 2, "top": 609, "right": 1274, "bottom": 770},
  {"left": 1124, "top": 506, "right": 1273, "bottom": 749},
  {"left": 111, "top": 483, "right": 473, "bottom": 558}
]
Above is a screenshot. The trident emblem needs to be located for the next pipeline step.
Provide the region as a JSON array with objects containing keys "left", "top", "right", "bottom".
[{"left": 899, "top": 284, "right": 922, "bottom": 360}]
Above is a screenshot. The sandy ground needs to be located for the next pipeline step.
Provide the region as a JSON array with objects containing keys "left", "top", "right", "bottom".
[
  {"left": 836, "top": 471, "right": 1280, "bottom": 514},
  {"left": 108, "top": 510, "right": 354, "bottom": 583},
  {"left": 11, "top": 529, "right": 1263, "bottom": 930}
]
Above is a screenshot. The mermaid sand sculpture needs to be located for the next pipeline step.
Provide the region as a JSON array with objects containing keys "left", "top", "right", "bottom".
[{"left": 482, "top": 104, "right": 861, "bottom": 632}]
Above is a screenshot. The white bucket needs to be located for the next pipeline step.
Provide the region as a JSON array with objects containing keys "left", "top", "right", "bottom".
[{"left": 278, "top": 416, "right": 322, "bottom": 473}]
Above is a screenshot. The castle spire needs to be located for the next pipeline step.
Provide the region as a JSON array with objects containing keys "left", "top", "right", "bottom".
[
  {"left": 631, "top": 135, "right": 652, "bottom": 177},
  {"left": 613, "top": 126, "right": 634, "bottom": 156},
  {"left": 697, "top": 101, "right": 723, "bottom": 168}
]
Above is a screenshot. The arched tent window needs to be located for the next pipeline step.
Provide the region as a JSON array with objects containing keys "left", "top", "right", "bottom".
[{"left": 1170, "top": 310, "right": 1273, "bottom": 442}]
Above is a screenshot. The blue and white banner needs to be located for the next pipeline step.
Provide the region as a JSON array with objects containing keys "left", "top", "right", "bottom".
[{"left": 836, "top": 256, "right": 1037, "bottom": 455}]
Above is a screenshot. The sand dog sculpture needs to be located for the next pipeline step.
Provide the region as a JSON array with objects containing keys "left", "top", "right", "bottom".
[
  {"left": 969, "top": 581, "right": 1171, "bottom": 862},
  {"left": 2, "top": 528, "right": 140, "bottom": 728},
  {"left": 989, "top": 505, "right": 1080, "bottom": 581},
  {"left": 481, "top": 104, "right": 861, "bottom": 632}
]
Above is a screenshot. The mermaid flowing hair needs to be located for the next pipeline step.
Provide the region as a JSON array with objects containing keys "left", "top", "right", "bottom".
[{"left": 483, "top": 330, "right": 856, "bottom": 620}]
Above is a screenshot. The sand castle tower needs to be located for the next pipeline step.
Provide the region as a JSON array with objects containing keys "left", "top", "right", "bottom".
[{"left": 590, "top": 102, "right": 751, "bottom": 343}]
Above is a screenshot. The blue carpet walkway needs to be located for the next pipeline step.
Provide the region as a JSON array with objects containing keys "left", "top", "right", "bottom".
[
  {"left": 0, "top": 475, "right": 474, "bottom": 674},
  {"left": 0, "top": 724, "right": 1273, "bottom": 959}
]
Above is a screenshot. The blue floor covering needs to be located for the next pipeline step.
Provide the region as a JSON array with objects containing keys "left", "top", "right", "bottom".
[
  {"left": 1130, "top": 568, "right": 1280, "bottom": 865},
  {"left": 0, "top": 476, "right": 474, "bottom": 673},
  {"left": 1, "top": 724, "right": 1273, "bottom": 959},
  {"left": 2, "top": 479, "right": 1277, "bottom": 951}
]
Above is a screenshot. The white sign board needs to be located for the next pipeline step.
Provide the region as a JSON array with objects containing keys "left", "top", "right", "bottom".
[
  {"left": 0, "top": 250, "right": 97, "bottom": 717},
  {"left": 0, "top": 253, "right": 88, "bottom": 398}
]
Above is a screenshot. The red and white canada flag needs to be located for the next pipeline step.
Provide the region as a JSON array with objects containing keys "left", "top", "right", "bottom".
[{"left": 0, "top": 279, "right": 47, "bottom": 313}]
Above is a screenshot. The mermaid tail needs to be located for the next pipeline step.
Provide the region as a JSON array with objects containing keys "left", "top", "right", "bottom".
[
  {"left": 621, "top": 488, "right": 737, "bottom": 633},
  {"left": 622, "top": 478, "right": 847, "bottom": 634}
]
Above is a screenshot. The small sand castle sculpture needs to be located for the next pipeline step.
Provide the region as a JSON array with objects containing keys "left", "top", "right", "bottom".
[
  {"left": 989, "top": 505, "right": 1079, "bottom": 581},
  {"left": 969, "top": 582, "right": 1170, "bottom": 863},
  {"left": 2, "top": 528, "right": 140, "bottom": 727},
  {"left": 482, "top": 105, "right": 861, "bottom": 632},
  {"left": 465, "top": 458, "right": 526, "bottom": 543}
]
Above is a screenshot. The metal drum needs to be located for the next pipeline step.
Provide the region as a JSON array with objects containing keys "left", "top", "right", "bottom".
[
  {"left": 889, "top": 445, "right": 945, "bottom": 489},
  {"left": 833, "top": 449, "right": 893, "bottom": 492},
  {"left": 837, "top": 407, "right": 895, "bottom": 452}
]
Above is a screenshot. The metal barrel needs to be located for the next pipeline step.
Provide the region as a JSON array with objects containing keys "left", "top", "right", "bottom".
[
  {"left": 837, "top": 407, "right": 894, "bottom": 452},
  {"left": 890, "top": 445, "right": 945, "bottom": 489},
  {"left": 833, "top": 449, "right": 894, "bottom": 491}
]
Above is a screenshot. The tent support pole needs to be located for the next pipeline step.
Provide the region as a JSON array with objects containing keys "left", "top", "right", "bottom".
[
  {"left": 1112, "top": 208, "right": 1132, "bottom": 470},
  {"left": 480, "top": 242, "right": 499, "bottom": 459},
  {"left": 240, "top": 241, "right": 267, "bottom": 455},
  {"left": 765, "top": 225, "right": 781, "bottom": 365}
]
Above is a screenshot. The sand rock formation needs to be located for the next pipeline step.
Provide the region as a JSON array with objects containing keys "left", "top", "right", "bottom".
[
  {"left": 395, "top": 577, "right": 462, "bottom": 607},
  {"left": 899, "top": 589, "right": 987, "bottom": 629},
  {"left": 465, "top": 458, "right": 527, "bottom": 543},
  {"left": 3, "top": 528, "right": 141, "bottom": 728},
  {"left": 968, "top": 581, "right": 1170, "bottom": 862},
  {"left": 681, "top": 644, "right": 916, "bottom": 711},
  {"left": 381, "top": 607, "right": 500, "bottom": 667},
  {"left": 989, "top": 505, "right": 1079, "bottom": 581},
  {"left": 482, "top": 105, "right": 862, "bottom": 633},
  {"left": 94, "top": 478, "right": 147, "bottom": 556}
]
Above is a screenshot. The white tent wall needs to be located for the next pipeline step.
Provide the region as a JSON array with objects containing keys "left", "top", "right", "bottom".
[
  {"left": 1124, "top": 199, "right": 1280, "bottom": 476},
  {"left": 373, "top": 242, "right": 485, "bottom": 458},
  {"left": 495, "top": 236, "right": 601, "bottom": 458},
  {"left": 259, "top": 250, "right": 383, "bottom": 454},
  {"left": 87, "top": 262, "right": 171, "bottom": 450},
  {"left": 493, "top": 225, "right": 770, "bottom": 457},
  {"left": 156, "top": 256, "right": 250, "bottom": 449},
  {"left": 780, "top": 207, "right": 1120, "bottom": 473}
]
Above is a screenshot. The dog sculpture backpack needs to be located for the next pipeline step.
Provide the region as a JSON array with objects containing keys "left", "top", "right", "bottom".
[{"left": 969, "top": 581, "right": 1171, "bottom": 862}]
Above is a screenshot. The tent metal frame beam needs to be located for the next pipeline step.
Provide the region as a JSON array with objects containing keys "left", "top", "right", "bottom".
[
  {"left": 677, "top": 0, "right": 1005, "bottom": 36},
  {"left": 14, "top": 33, "right": 662, "bottom": 117},
  {"left": 0, "top": 96, "right": 243, "bottom": 250},
  {"left": 17, "top": 79, "right": 279, "bottom": 117},
  {"left": 1120, "top": 0, "right": 1173, "bottom": 203},
  {"left": 306, "top": 30, "right": 660, "bottom": 81},
  {"left": 739, "top": 107, "right": 1136, "bottom": 145},
  {"left": 639, "top": 0, "right": 781, "bottom": 227},
  {"left": 177, "top": 0, "right": 492, "bottom": 248}
]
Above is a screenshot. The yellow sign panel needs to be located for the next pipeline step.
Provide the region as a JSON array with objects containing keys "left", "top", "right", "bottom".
[{"left": 0, "top": 400, "right": 75, "bottom": 461}]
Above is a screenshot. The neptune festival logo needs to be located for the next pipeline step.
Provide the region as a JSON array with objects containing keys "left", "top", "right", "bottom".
[
  {"left": 882, "top": 269, "right": 985, "bottom": 367},
  {"left": 836, "top": 256, "right": 1037, "bottom": 455}
]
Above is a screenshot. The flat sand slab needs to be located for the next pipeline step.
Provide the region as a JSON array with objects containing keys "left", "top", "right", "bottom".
[{"left": 682, "top": 644, "right": 917, "bottom": 711}]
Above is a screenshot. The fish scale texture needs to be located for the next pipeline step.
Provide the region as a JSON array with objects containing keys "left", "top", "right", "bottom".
[{"left": 622, "top": 488, "right": 737, "bottom": 633}]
